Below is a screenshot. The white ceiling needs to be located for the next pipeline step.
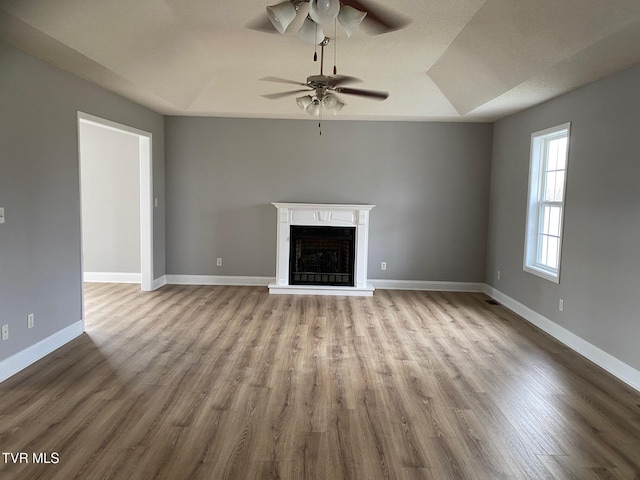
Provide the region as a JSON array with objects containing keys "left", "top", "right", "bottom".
[{"left": 1, "top": 0, "right": 640, "bottom": 122}]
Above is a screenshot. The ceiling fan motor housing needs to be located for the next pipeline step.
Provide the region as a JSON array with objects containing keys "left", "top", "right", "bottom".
[{"left": 307, "top": 74, "right": 332, "bottom": 86}]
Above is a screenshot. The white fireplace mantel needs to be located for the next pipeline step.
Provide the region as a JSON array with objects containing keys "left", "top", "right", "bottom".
[{"left": 269, "top": 203, "right": 375, "bottom": 296}]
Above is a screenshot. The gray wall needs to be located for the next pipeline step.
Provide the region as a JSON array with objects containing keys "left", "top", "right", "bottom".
[
  {"left": 0, "top": 40, "right": 165, "bottom": 362},
  {"left": 80, "top": 122, "right": 141, "bottom": 274},
  {"left": 486, "top": 65, "right": 640, "bottom": 371},
  {"left": 165, "top": 117, "right": 493, "bottom": 281}
]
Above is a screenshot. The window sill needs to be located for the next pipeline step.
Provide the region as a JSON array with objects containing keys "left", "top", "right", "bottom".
[{"left": 524, "top": 264, "right": 560, "bottom": 284}]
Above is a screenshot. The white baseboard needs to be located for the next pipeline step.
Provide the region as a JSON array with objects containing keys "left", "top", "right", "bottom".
[
  {"left": 0, "top": 320, "right": 84, "bottom": 383},
  {"left": 152, "top": 275, "right": 167, "bottom": 290},
  {"left": 165, "top": 274, "right": 274, "bottom": 287},
  {"left": 164, "top": 276, "right": 485, "bottom": 293},
  {"left": 84, "top": 272, "right": 141, "bottom": 283},
  {"left": 484, "top": 285, "right": 640, "bottom": 393},
  {"left": 370, "top": 279, "right": 485, "bottom": 292},
  {"left": 84, "top": 273, "right": 166, "bottom": 290}
]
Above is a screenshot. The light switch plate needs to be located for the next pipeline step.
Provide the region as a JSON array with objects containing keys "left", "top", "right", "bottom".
[{"left": 0, "top": 207, "right": 5, "bottom": 224}]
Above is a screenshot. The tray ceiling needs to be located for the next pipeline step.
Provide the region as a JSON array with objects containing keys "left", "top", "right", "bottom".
[{"left": 1, "top": 0, "right": 639, "bottom": 121}]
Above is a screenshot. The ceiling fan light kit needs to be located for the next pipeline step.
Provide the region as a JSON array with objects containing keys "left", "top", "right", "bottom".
[
  {"left": 294, "top": 91, "right": 342, "bottom": 117},
  {"left": 266, "top": 0, "right": 367, "bottom": 42}
]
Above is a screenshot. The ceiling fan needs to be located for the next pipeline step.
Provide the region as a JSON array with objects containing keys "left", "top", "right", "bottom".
[
  {"left": 260, "top": 37, "right": 388, "bottom": 120},
  {"left": 249, "top": 0, "right": 410, "bottom": 40}
]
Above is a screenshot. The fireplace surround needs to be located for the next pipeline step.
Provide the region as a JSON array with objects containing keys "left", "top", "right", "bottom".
[{"left": 269, "top": 203, "right": 375, "bottom": 296}]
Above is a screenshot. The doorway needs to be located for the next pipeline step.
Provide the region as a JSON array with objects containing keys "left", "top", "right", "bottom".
[{"left": 77, "top": 112, "right": 153, "bottom": 292}]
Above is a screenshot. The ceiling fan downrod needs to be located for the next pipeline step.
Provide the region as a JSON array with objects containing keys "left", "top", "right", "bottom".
[{"left": 319, "top": 37, "right": 329, "bottom": 75}]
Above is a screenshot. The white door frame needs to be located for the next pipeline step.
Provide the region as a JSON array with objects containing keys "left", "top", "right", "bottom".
[{"left": 77, "top": 111, "right": 154, "bottom": 292}]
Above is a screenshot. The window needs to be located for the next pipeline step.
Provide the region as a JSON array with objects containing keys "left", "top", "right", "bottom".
[{"left": 524, "top": 123, "right": 570, "bottom": 283}]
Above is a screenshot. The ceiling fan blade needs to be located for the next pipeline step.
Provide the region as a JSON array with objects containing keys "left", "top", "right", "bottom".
[
  {"left": 341, "top": 0, "right": 411, "bottom": 34},
  {"left": 262, "top": 89, "right": 310, "bottom": 100},
  {"left": 259, "top": 76, "right": 306, "bottom": 86},
  {"left": 334, "top": 87, "right": 389, "bottom": 100},
  {"left": 327, "top": 75, "right": 363, "bottom": 87}
]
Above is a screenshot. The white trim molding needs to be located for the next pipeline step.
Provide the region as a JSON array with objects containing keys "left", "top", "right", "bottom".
[
  {"left": 152, "top": 275, "right": 167, "bottom": 290},
  {"left": 484, "top": 285, "right": 640, "bottom": 393},
  {"left": 84, "top": 272, "right": 142, "bottom": 283},
  {"left": 166, "top": 275, "right": 274, "bottom": 286},
  {"left": 0, "top": 320, "right": 84, "bottom": 383},
  {"left": 371, "top": 279, "right": 485, "bottom": 292}
]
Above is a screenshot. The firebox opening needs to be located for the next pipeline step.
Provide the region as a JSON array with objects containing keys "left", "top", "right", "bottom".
[{"left": 289, "top": 226, "right": 356, "bottom": 286}]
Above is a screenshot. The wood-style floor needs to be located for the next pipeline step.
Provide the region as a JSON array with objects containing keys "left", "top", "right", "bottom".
[{"left": 1, "top": 284, "right": 639, "bottom": 480}]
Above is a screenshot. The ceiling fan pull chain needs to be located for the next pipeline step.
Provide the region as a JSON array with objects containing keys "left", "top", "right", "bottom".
[{"left": 313, "top": 23, "right": 318, "bottom": 62}]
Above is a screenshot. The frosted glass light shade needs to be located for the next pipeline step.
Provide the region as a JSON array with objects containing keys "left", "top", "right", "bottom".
[
  {"left": 298, "top": 15, "right": 324, "bottom": 44},
  {"left": 308, "top": 0, "right": 341, "bottom": 24},
  {"left": 306, "top": 100, "right": 321, "bottom": 116},
  {"left": 337, "top": 5, "right": 367, "bottom": 36},
  {"left": 322, "top": 93, "right": 338, "bottom": 109},
  {"left": 296, "top": 95, "right": 313, "bottom": 110},
  {"left": 266, "top": 2, "right": 297, "bottom": 34}
]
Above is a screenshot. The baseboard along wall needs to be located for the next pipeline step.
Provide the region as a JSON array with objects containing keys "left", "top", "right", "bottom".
[
  {"left": 83, "top": 272, "right": 141, "bottom": 283},
  {"left": 483, "top": 285, "right": 640, "bottom": 393},
  {"left": 0, "top": 320, "right": 84, "bottom": 383}
]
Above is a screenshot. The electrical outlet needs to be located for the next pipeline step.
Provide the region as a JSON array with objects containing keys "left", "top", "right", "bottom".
[
  {"left": 28, "top": 313, "right": 34, "bottom": 329},
  {"left": 216, "top": 258, "right": 223, "bottom": 267},
  {"left": 1, "top": 324, "right": 8, "bottom": 341},
  {"left": 559, "top": 299, "right": 564, "bottom": 312},
  {"left": 497, "top": 270, "right": 501, "bottom": 280},
  {"left": 381, "top": 261, "right": 387, "bottom": 271}
]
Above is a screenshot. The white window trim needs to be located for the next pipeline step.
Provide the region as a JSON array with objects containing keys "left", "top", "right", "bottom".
[{"left": 523, "top": 122, "right": 571, "bottom": 283}]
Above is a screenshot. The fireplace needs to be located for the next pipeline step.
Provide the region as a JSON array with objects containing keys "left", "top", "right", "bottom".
[
  {"left": 269, "top": 203, "right": 375, "bottom": 296},
  {"left": 289, "top": 226, "right": 355, "bottom": 286}
]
